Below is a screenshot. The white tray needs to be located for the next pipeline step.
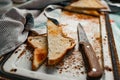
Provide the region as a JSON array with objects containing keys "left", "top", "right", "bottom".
[{"left": 3, "top": 11, "right": 114, "bottom": 80}]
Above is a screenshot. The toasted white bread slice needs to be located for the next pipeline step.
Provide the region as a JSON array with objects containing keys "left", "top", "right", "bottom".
[
  {"left": 47, "top": 20, "right": 75, "bottom": 65},
  {"left": 28, "top": 36, "right": 47, "bottom": 70},
  {"left": 28, "top": 36, "right": 47, "bottom": 49},
  {"left": 64, "top": 6, "right": 100, "bottom": 16},
  {"left": 70, "top": 0, "right": 106, "bottom": 10}
]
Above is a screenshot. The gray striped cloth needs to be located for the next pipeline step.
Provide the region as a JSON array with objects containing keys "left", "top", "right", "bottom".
[
  {"left": 0, "top": 8, "right": 31, "bottom": 56},
  {"left": 0, "top": 1, "right": 63, "bottom": 56}
]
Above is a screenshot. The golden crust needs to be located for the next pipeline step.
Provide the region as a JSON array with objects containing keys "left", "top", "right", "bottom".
[{"left": 32, "top": 48, "right": 47, "bottom": 70}]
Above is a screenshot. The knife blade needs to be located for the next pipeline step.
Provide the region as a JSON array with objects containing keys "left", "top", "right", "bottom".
[{"left": 77, "top": 23, "right": 103, "bottom": 79}]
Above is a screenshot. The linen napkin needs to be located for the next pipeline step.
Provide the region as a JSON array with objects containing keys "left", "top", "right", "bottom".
[
  {"left": 0, "top": 1, "right": 64, "bottom": 56},
  {"left": 0, "top": 8, "right": 33, "bottom": 56}
]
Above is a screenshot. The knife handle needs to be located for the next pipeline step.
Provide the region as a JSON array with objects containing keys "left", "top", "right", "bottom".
[{"left": 79, "top": 42, "right": 103, "bottom": 78}]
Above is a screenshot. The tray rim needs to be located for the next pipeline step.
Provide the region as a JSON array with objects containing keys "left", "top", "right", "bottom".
[{"left": 104, "top": 12, "right": 120, "bottom": 80}]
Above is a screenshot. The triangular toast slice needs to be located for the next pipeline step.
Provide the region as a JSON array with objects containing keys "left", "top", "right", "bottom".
[
  {"left": 28, "top": 36, "right": 47, "bottom": 70},
  {"left": 47, "top": 20, "right": 75, "bottom": 65},
  {"left": 70, "top": 0, "right": 106, "bottom": 10}
]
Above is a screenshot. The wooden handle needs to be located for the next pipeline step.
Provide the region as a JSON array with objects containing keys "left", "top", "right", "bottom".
[{"left": 79, "top": 42, "right": 103, "bottom": 78}]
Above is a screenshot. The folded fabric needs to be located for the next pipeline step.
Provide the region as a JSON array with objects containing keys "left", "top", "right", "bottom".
[
  {"left": 0, "top": 0, "right": 13, "bottom": 15},
  {"left": 0, "top": 8, "right": 29, "bottom": 56},
  {"left": 17, "top": 0, "right": 70, "bottom": 9},
  {"left": 0, "top": 4, "right": 62, "bottom": 56},
  {"left": 12, "top": 0, "right": 27, "bottom": 4}
]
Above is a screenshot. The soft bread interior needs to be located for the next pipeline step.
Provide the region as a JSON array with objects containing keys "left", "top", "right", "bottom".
[
  {"left": 47, "top": 20, "right": 75, "bottom": 65},
  {"left": 28, "top": 36, "right": 47, "bottom": 49},
  {"left": 28, "top": 36, "right": 48, "bottom": 70}
]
